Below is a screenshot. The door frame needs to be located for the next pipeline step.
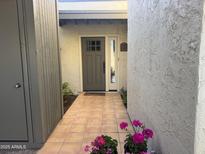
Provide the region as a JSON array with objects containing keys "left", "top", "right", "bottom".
[{"left": 79, "top": 35, "right": 120, "bottom": 92}]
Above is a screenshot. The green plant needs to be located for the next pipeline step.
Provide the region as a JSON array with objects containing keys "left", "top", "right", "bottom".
[
  {"left": 124, "top": 133, "right": 148, "bottom": 153},
  {"left": 62, "top": 82, "right": 73, "bottom": 96},
  {"left": 84, "top": 135, "right": 118, "bottom": 154},
  {"left": 120, "top": 120, "right": 154, "bottom": 154},
  {"left": 120, "top": 87, "right": 127, "bottom": 108}
]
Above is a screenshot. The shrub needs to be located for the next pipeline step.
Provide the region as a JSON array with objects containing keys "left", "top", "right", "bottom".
[
  {"left": 120, "top": 87, "right": 127, "bottom": 108},
  {"left": 62, "top": 82, "right": 73, "bottom": 96}
]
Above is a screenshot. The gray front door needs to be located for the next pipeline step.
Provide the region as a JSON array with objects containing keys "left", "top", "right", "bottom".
[
  {"left": 82, "top": 37, "right": 105, "bottom": 91},
  {"left": 0, "top": 0, "right": 28, "bottom": 141}
]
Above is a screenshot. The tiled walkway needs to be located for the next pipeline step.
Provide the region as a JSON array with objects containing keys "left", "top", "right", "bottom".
[{"left": 37, "top": 92, "right": 133, "bottom": 154}]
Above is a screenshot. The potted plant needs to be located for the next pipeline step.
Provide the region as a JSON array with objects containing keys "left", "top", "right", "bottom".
[
  {"left": 120, "top": 120, "right": 154, "bottom": 154},
  {"left": 84, "top": 135, "right": 118, "bottom": 154}
]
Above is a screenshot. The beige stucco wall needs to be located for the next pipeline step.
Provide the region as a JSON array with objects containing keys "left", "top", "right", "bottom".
[
  {"left": 195, "top": 2, "right": 205, "bottom": 154},
  {"left": 128, "top": 0, "right": 203, "bottom": 154},
  {"left": 59, "top": 23, "right": 127, "bottom": 94}
]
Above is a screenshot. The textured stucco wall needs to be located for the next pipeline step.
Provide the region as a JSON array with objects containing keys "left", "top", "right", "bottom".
[
  {"left": 195, "top": 2, "right": 205, "bottom": 154},
  {"left": 59, "top": 23, "right": 127, "bottom": 93},
  {"left": 128, "top": 0, "right": 203, "bottom": 153}
]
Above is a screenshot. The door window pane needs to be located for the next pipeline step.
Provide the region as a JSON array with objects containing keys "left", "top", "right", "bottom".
[
  {"left": 110, "top": 39, "right": 116, "bottom": 83},
  {"left": 96, "top": 41, "right": 101, "bottom": 46},
  {"left": 96, "top": 46, "right": 101, "bottom": 51},
  {"left": 87, "top": 40, "right": 101, "bottom": 52}
]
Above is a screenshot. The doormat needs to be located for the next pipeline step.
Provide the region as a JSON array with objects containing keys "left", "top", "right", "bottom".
[{"left": 84, "top": 92, "right": 105, "bottom": 96}]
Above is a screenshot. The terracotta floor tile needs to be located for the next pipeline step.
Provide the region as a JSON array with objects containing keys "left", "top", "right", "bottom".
[
  {"left": 87, "top": 122, "right": 102, "bottom": 127},
  {"left": 70, "top": 124, "right": 86, "bottom": 133},
  {"left": 72, "top": 119, "right": 88, "bottom": 125},
  {"left": 102, "top": 124, "right": 118, "bottom": 132},
  {"left": 64, "top": 133, "right": 84, "bottom": 143},
  {"left": 88, "top": 114, "right": 102, "bottom": 119},
  {"left": 58, "top": 118, "right": 73, "bottom": 126},
  {"left": 49, "top": 131, "right": 66, "bottom": 139},
  {"left": 119, "top": 133, "right": 127, "bottom": 143},
  {"left": 44, "top": 134, "right": 64, "bottom": 144},
  {"left": 118, "top": 145, "right": 122, "bottom": 154},
  {"left": 47, "top": 137, "right": 65, "bottom": 143},
  {"left": 103, "top": 114, "right": 116, "bottom": 119},
  {"left": 37, "top": 142, "right": 62, "bottom": 154},
  {"left": 58, "top": 143, "right": 81, "bottom": 154},
  {"left": 51, "top": 125, "right": 68, "bottom": 134},
  {"left": 116, "top": 113, "right": 129, "bottom": 119},
  {"left": 86, "top": 126, "right": 102, "bottom": 133},
  {"left": 83, "top": 133, "right": 100, "bottom": 143},
  {"left": 120, "top": 143, "right": 125, "bottom": 154},
  {"left": 37, "top": 92, "right": 132, "bottom": 153},
  {"left": 102, "top": 118, "right": 116, "bottom": 124}
]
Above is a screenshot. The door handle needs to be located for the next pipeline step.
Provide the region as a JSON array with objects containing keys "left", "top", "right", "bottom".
[
  {"left": 103, "top": 62, "right": 105, "bottom": 74},
  {"left": 15, "top": 83, "right": 22, "bottom": 88}
]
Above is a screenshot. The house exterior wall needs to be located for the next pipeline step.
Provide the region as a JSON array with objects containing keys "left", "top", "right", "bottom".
[
  {"left": 128, "top": 0, "right": 203, "bottom": 154},
  {"left": 59, "top": 23, "right": 127, "bottom": 93},
  {"left": 0, "top": 0, "right": 62, "bottom": 148},
  {"left": 195, "top": 2, "right": 205, "bottom": 154},
  {"left": 32, "top": 0, "right": 62, "bottom": 143},
  {"left": 21, "top": 0, "right": 62, "bottom": 146}
]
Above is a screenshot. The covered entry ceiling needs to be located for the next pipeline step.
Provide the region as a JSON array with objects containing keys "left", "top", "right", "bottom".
[{"left": 58, "top": 0, "right": 127, "bottom": 19}]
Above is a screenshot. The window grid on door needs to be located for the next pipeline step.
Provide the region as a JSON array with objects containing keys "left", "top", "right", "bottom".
[{"left": 87, "top": 40, "right": 101, "bottom": 51}]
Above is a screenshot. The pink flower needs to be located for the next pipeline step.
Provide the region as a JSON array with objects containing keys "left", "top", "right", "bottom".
[
  {"left": 91, "top": 141, "right": 95, "bottom": 146},
  {"left": 120, "top": 122, "right": 128, "bottom": 129},
  {"left": 132, "top": 133, "right": 144, "bottom": 144},
  {"left": 106, "top": 148, "right": 112, "bottom": 154},
  {"left": 132, "top": 120, "right": 143, "bottom": 127},
  {"left": 97, "top": 136, "right": 106, "bottom": 146},
  {"left": 140, "top": 152, "right": 150, "bottom": 154},
  {"left": 84, "top": 145, "right": 90, "bottom": 152},
  {"left": 142, "top": 128, "right": 154, "bottom": 139}
]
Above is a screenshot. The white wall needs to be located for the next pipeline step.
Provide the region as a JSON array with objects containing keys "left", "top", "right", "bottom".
[
  {"left": 59, "top": 1, "right": 127, "bottom": 12},
  {"left": 195, "top": 2, "right": 205, "bottom": 154},
  {"left": 59, "top": 23, "right": 127, "bottom": 94},
  {"left": 128, "top": 0, "right": 203, "bottom": 154}
]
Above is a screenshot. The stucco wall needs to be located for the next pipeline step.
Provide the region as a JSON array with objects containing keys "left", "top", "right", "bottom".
[
  {"left": 128, "top": 0, "right": 203, "bottom": 154},
  {"left": 195, "top": 2, "right": 205, "bottom": 154},
  {"left": 59, "top": 23, "right": 127, "bottom": 93}
]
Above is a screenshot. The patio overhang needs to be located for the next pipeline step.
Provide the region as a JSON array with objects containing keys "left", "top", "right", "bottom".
[{"left": 58, "top": 0, "right": 128, "bottom": 19}]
